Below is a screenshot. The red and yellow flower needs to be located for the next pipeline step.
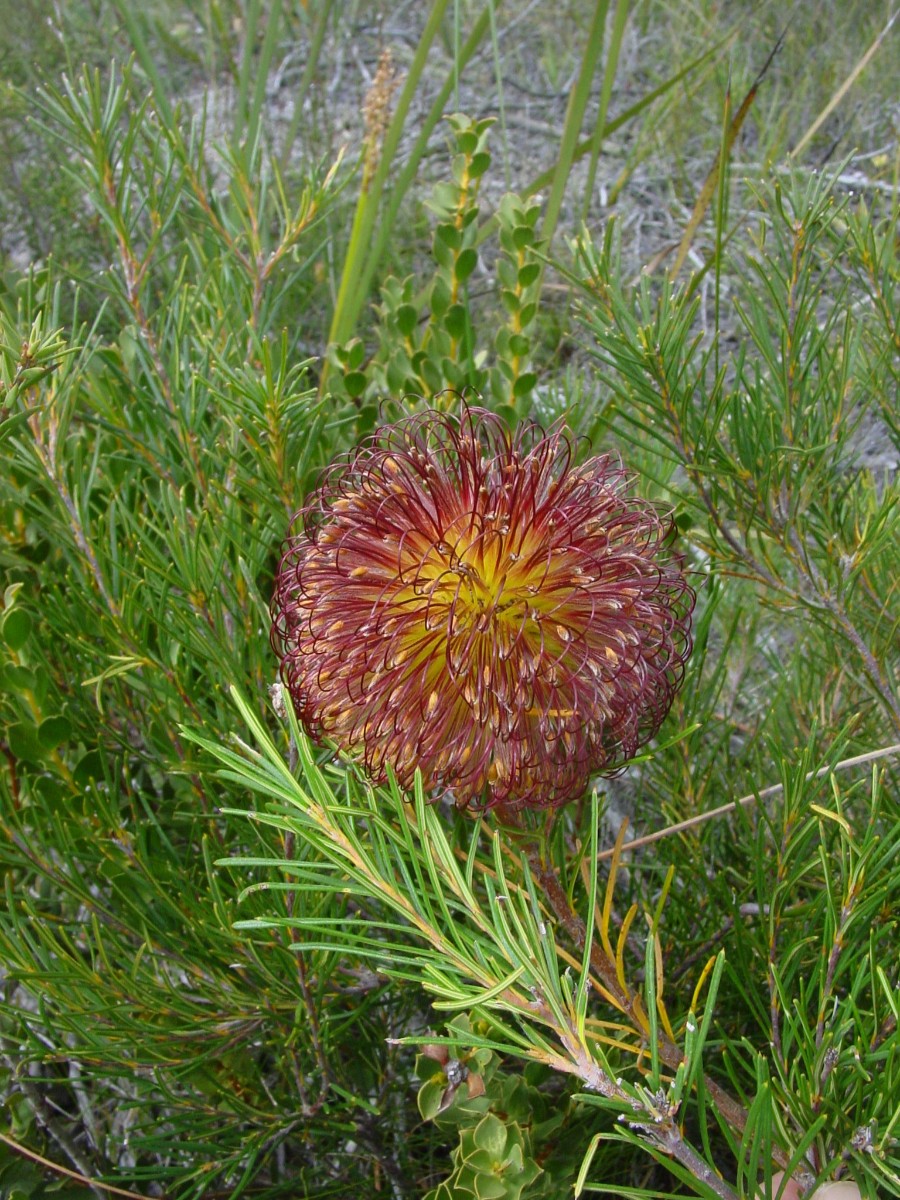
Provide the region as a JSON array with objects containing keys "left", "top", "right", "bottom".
[{"left": 272, "top": 406, "right": 694, "bottom": 811}]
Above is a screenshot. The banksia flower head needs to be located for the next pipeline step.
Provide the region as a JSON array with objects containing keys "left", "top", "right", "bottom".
[{"left": 272, "top": 406, "right": 694, "bottom": 813}]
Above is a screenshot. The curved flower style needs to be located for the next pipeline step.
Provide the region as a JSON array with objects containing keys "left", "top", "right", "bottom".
[{"left": 272, "top": 407, "right": 694, "bottom": 812}]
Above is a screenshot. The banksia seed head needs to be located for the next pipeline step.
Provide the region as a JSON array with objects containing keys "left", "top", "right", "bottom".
[{"left": 272, "top": 406, "right": 694, "bottom": 812}]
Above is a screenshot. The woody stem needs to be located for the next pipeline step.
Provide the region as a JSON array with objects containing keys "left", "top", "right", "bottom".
[{"left": 498, "top": 813, "right": 774, "bottom": 1157}]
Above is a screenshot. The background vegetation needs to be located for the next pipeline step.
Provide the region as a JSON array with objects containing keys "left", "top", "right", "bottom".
[{"left": 1, "top": 1, "right": 898, "bottom": 1197}]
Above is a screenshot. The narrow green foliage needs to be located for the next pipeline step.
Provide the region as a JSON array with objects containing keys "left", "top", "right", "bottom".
[
  {"left": 571, "top": 168, "right": 900, "bottom": 736},
  {"left": 0, "top": 58, "right": 412, "bottom": 1199},
  {"left": 1, "top": 5, "right": 898, "bottom": 1200}
]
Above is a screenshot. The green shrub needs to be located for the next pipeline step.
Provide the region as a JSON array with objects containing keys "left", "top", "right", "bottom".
[{"left": 1, "top": 3, "right": 898, "bottom": 1198}]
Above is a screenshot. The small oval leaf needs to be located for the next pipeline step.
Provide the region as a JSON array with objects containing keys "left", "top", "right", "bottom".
[
  {"left": 1, "top": 664, "right": 37, "bottom": 695},
  {"left": 454, "top": 248, "right": 478, "bottom": 283},
  {"left": 443, "top": 303, "right": 467, "bottom": 340},
  {"left": 343, "top": 371, "right": 367, "bottom": 399},
  {"left": 1, "top": 609, "right": 33, "bottom": 651},
  {"left": 395, "top": 304, "right": 419, "bottom": 337},
  {"left": 8, "top": 722, "right": 45, "bottom": 764},
  {"left": 517, "top": 262, "right": 540, "bottom": 288},
  {"left": 38, "top": 714, "right": 73, "bottom": 750},
  {"left": 512, "top": 372, "right": 538, "bottom": 400}
]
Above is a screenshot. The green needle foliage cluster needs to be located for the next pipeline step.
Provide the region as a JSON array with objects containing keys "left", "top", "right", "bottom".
[{"left": 1, "top": 2, "right": 899, "bottom": 1198}]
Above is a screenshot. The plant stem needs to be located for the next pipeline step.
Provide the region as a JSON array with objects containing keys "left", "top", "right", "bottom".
[
  {"left": 635, "top": 1119, "right": 740, "bottom": 1200},
  {"left": 520, "top": 839, "right": 759, "bottom": 1145},
  {"left": 500, "top": 830, "right": 757, "bottom": 1194}
]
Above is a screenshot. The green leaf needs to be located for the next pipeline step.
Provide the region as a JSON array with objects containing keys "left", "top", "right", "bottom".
[
  {"left": 451, "top": 153, "right": 470, "bottom": 187},
  {"left": 387, "top": 358, "right": 415, "bottom": 393},
  {"left": 73, "top": 750, "right": 104, "bottom": 786},
  {"left": 37, "top": 714, "right": 72, "bottom": 750},
  {"left": 3, "top": 582, "right": 24, "bottom": 609},
  {"left": 7, "top": 722, "right": 45, "bottom": 763},
  {"left": 455, "top": 1165, "right": 480, "bottom": 1196},
  {"left": 32, "top": 774, "right": 69, "bottom": 809},
  {"left": 455, "top": 248, "right": 478, "bottom": 283},
  {"left": 418, "top": 1076, "right": 447, "bottom": 1121},
  {"left": 429, "top": 183, "right": 460, "bottom": 218},
  {"left": 0, "top": 410, "right": 30, "bottom": 446},
  {"left": 474, "top": 1176, "right": 506, "bottom": 1199},
  {"left": 355, "top": 402, "right": 379, "bottom": 436},
  {"left": 1, "top": 608, "right": 32, "bottom": 651},
  {"left": 431, "top": 278, "right": 451, "bottom": 319},
  {"left": 344, "top": 337, "right": 366, "bottom": 371},
  {"left": 468, "top": 152, "right": 491, "bottom": 179},
  {"left": 421, "top": 356, "right": 444, "bottom": 394},
  {"left": 518, "top": 302, "right": 537, "bottom": 328},
  {"left": 343, "top": 370, "right": 368, "bottom": 399},
  {"left": 517, "top": 262, "right": 540, "bottom": 288},
  {"left": 428, "top": 1184, "right": 458, "bottom": 1200},
  {"left": 465, "top": 1149, "right": 497, "bottom": 1173},
  {"left": 512, "top": 225, "right": 534, "bottom": 250},
  {"left": 497, "top": 259, "right": 518, "bottom": 289},
  {"left": 512, "top": 373, "right": 537, "bottom": 400},
  {"left": 433, "top": 234, "right": 456, "bottom": 270},
  {"left": 435, "top": 222, "right": 462, "bottom": 251},
  {"left": 396, "top": 303, "right": 419, "bottom": 337},
  {"left": 1, "top": 664, "right": 36, "bottom": 695},
  {"left": 472, "top": 1113, "right": 507, "bottom": 1159},
  {"left": 440, "top": 358, "right": 465, "bottom": 389},
  {"left": 444, "top": 304, "right": 467, "bottom": 340}
]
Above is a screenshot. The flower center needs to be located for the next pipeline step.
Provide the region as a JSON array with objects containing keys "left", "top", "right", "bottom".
[
  {"left": 415, "top": 530, "right": 536, "bottom": 634},
  {"left": 388, "top": 518, "right": 575, "bottom": 720}
]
